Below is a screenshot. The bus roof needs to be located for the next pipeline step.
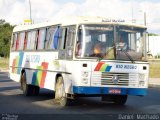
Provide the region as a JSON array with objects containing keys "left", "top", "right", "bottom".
[
  {"left": 13, "top": 16, "right": 147, "bottom": 32},
  {"left": 13, "top": 21, "right": 60, "bottom": 32}
]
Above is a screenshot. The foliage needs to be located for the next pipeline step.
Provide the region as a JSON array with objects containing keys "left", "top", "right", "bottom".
[
  {"left": 0, "top": 57, "right": 8, "bottom": 69},
  {"left": 0, "top": 19, "right": 14, "bottom": 57},
  {"left": 149, "top": 61, "right": 160, "bottom": 78},
  {"left": 148, "top": 33, "right": 159, "bottom": 36}
]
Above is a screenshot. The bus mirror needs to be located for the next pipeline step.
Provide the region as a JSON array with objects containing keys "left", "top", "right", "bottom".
[{"left": 68, "top": 49, "right": 72, "bottom": 56}]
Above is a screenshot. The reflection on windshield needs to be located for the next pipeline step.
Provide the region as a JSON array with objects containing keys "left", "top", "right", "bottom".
[
  {"left": 76, "top": 25, "right": 145, "bottom": 61},
  {"left": 115, "top": 28, "right": 143, "bottom": 61}
]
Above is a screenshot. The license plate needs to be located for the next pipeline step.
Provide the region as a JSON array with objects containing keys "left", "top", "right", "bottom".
[{"left": 109, "top": 88, "right": 121, "bottom": 94}]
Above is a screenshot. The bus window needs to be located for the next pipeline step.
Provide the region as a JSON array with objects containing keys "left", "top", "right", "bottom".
[
  {"left": 58, "top": 28, "right": 67, "bottom": 49},
  {"left": 65, "top": 26, "right": 76, "bottom": 59},
  {"left": 11, "top": 33, "right": 18, "bottom": 51},
  {"left": 66, "top": 26, "right": 76, "bottom": 47},
  {"left": 26, "top": 30, "right": 37, "bottom": 50},
  {"left": 18, "top": 32, "right": 25, "bottom": 50},
  {"left": 75, "top": 28, "right": 82, "bottom": 57},
  {"left": 26, "top": 31, "right": 32, "bottom": 50},
  {"left": 23, "top": 32, "right": 28, "bottom": 50},
  {"left": 45, "top": 27, "right": 56, "bottom": 50},
  {"left": 15, "top": 33, "right": 19, "bottom": 51},
  {"left": 52, "top": 27, "right": 60, "bottom": 49},
  {"left": 37, "top": 28, "right": 46, "bottom": 50}
]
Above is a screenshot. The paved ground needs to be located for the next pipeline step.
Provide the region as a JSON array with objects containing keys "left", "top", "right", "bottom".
[
  {"left": 0, "top": 72, "right": 160, "bottom": 120},
  {"left": 149, "top": 78, "right": 160, "bottom": 87}
]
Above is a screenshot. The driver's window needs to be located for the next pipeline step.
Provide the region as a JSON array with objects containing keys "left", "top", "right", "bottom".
[
  {"left": 76, "top": 29, "right": 83, "bottom": 57},
  {"left": 65, "top": 26, "right": 76, "bottom": 59}
]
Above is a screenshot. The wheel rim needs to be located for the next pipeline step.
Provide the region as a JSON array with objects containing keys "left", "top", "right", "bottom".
[
  {"left": 21, "top": 74, "right": 27, "bottom": 93},
  {"left": 55, "top": 77, "right": 65, "bottom": 100}
]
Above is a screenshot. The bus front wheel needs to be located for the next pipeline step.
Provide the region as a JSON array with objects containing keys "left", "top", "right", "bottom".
[
  {"left": 113, "top": 95, "right": 128, "bottom": 105},
  {"left": 55, "top": 76, "right": 71, "bottom": 106}
]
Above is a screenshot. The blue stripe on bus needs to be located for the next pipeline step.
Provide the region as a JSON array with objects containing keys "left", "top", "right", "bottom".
[
  {"left": 105, "top": 66, "right": 112, "bottom": 72},
  {"left": 17, "top": 52, "right": 24, "bottom": 74},
  {"left": 32, "top": 71, "right": 38, "bottom": 85},
  {"left": 73, "top": 86, "right": 147, "bottom": 96},
  {"left": 53, "top": 27, "right": 60, "bottom": 49}
]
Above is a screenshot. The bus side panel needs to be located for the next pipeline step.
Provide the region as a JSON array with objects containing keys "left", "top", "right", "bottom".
[
  {"left": 63, "top": 61, "right": 92, "bottom": 94},
  {"left": 9, "top": 51, "right": 62, "bottom": 91},
  {"left": 23, "top": 51, "right": 59, "bottom": 91},
  {"left": 9, "top": 52, "right": 23, "bottom": 82}
]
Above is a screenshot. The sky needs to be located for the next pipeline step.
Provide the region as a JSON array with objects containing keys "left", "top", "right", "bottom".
[{"left": 0, "top": 0, "right": 160, "bottom": 34}]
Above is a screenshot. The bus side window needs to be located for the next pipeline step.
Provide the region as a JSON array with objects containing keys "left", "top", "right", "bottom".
[
  {"left": 33, "top": 30, "right": 38, "bottom": 50},
  {"left": 52, "top": 26, "right": 60, "bottom": 49},
  {"left": 58, "top": 28, "right": 67, "bottom": 50},
  {"left": 23, "top": 32, "right": 28, "bottom": 50},
  {"left": 26, "top": 31, "right": 32, "bottom": 50},
  {"left": 45, "top": 26, "right": 56, "bottom": 50},
  {"left": 18, "top": 32, "right": 25, "bottom": 50},
  {"left": 65, "top": 26, "right": 76, "bottom": 59},
  {"left": 11, "top": 33, "right": 17, "bottom": 51},
  {"left": 66, "top": 26, "right": 76, "bottom": 47},
  {"left": 57, "top": 27, "right": 67, "bottom": 59},
  {"left": 26, "top": 30, "right": 37, "bottom": 50},
  {"left": 15, "top": 33, "right": 19, "bottom": 50},
  {"left": 37, "top": 28, "right": 46, "bottom": 50}
]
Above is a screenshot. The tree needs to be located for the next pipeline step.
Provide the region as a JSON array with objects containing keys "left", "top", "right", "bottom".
[
  {"left": 148, "top": 33, "right": 159, "bottom": 36},
  {"left": 0, "top": 19, "right": 14, "bottom": 57}
]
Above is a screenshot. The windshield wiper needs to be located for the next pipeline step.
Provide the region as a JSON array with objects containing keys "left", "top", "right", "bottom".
[
  {"left": 120, "top": 49, "right": 135, "bottom": 63},
  {"left": 114, "top": 42, "right": 135, "bottom": 63}
]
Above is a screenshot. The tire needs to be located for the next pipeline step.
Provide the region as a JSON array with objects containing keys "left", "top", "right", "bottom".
[
  {"left": 112, "top": 95, "right": 128, "bottom": 105},
  {"left": 32, "top": 85, "right": 40, "bottom": 96},
  {"left": 101, "top": 95, "right": 113, "bottom": 102},
  {"left": 21, "top": 72, "right": 34, "bottom": 96},
  {"left": 55, "top": 76, "right": 71, "bottom": 106}
]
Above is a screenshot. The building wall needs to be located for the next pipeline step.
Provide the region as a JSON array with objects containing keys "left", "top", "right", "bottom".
[{"left": 147, "top": 36, "right": 160, "bottom": 57}]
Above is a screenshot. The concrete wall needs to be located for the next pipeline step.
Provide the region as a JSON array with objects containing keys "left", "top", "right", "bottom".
[{"left": 147, "top": 36, "right": 160, "bottom": 57}]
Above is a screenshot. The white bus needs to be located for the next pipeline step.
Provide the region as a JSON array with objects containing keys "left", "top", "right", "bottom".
[{"left": 9, "top": 17, "right": 149, "bottom": 106}]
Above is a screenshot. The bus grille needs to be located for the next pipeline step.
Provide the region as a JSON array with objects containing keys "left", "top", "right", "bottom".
[
  {"left": 91, "top": 72, "right": 138, "bottom": 87},
  {"left": 101, "top": 72, "right": 129, "bottom": 86}
]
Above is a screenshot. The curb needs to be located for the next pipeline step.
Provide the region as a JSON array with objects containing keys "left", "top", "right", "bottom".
[
  {"left": 149, "top": 84, "right": 160, "bottom": 88},
  {"left": 0, "top": 69, "right": 8, "bottom": 72}
]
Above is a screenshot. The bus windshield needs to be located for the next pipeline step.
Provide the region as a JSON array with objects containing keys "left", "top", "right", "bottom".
[{"left": 76, "top": 24, "right": 146, "bottom": 61}]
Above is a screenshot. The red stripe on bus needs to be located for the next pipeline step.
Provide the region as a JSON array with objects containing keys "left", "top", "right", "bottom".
[
  {"left": 40, "top": 62, "right": 48, "bottom": 88},
  {"left": 94, "top": 62, "right": 104, "bottom": 71},
  {"left": 12, "top": 59, "right": 16, "bottom": 73}
]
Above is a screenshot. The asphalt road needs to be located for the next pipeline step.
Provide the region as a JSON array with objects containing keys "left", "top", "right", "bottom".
[{"left": 0, "top": 72, "right": 160, "bottom": 120}]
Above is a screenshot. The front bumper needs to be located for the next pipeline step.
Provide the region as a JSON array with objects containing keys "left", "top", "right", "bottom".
[{"left": 73, "top": 86, "right": 147, "bottom": 96}]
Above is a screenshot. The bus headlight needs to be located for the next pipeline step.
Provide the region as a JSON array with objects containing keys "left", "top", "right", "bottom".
[
  {"left": 82, "top": 72, "right": 89, "bottom": 77},
  {"left": 139, "top": 73, "right": 145, "bottom": 80},
  {"left": 138, "top": 74, "right": 146, "bottom": 87},
  {"left": 82, "top": 78, "right": 88, "bottom": 84},
  {"left": 139, "top": 81, "right": 145, "bottom": 86}
]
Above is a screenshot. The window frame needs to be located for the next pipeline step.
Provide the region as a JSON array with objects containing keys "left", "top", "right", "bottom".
[{"left": 11, "top": 24, "right": 61, "bottom": 52}]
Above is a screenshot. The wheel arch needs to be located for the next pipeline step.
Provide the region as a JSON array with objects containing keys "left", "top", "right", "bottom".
[
  {"left": 55, "top": 73, "right": 63, "bottom": 83},
  {"left": 20, "top": 68, "right": 26, "bottom": 82}
]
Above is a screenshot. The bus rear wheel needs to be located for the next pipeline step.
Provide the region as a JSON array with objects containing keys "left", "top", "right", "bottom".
[
  {"left": 21, "top": 72, "right": 32, "bottom": 96},
  {"left": 32, "top": 85, "right": 40, "bottom": 96},
  {"left": 21, "top": 72, "right": 39, "bottom": 96},
  {"left": 55, "top": 76, "right": 71, "bottom": 106}
]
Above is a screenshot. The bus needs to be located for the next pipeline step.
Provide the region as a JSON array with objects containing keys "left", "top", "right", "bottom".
[{"left": 9, "top": 17, "right": 149, "bottom": 106}]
